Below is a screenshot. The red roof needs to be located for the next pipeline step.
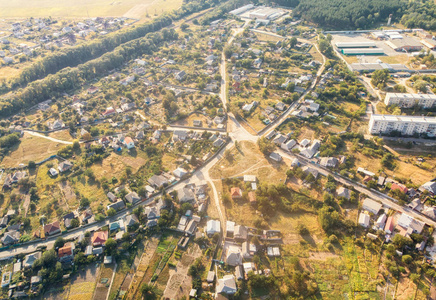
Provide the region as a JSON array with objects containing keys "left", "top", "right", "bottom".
[
  {"left": 231, "top": 187, "right": 242, "bottom": 198},
  {"left": 91, "top": 231, "right": 108, "bottom": 246},
  {"left": 391, "top": 183, "right": 408, "bottom": 194},
  {"left": 44, "top": 221, "right": 60, "bottom": 235},
  {"left": 124, "top": 137, "right": 134, "bottom": 145},
  {"left": 58, "top": 243, "right": 73, "bottom": 258}
]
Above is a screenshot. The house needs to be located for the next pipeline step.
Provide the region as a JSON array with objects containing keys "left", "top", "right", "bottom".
[
  {"left": 31, "top": 275, "right": 41, "bottom": 287},
  {"left": 193, "top": 120, "right": 202, "bottom": 127},
  {"left": 376, "top": 214, "right": 387, "bottom": 229},
  {"left": 337, "top": 187, "right": 351, "bottom": 200},
  {"left": 269, "top": 152, "right": 282, "bottom": 162},
  {"left": 148, "top": 175, "right": 168, "bottom": 188},
  {"left": 173, "top": 131, "right": 188, "bottom": 142},
  {"left": 125, "top": 192, "right": 140, "bottom": 205},
  {"left": 109, "top": 220, "right": 125, "bottom": 231},
  {"left": 234, "top": 225, "right": 248, "bottom": 241},
  {"left": 81, "top": 209, "right": 94, "bottom": 224},
  {"left": 58, "top": 242, "right": 75, "bottom": 263},
  {"left": 242, "top": 242, "right": 256, "bottom": 258},
  {"left": 216, "top": 275, "right": 237, "bottom": 295},
  {"left": 124, "top": 215, "right": 139, "bottom": 228},
  {"left": 48, "top": 168, "right": 58, "bottom": 177},
  {"left": 391, "top": 183, "right": 408, "bottom": 194},
  {"left": 107, "top": 200, "right": 126, "bottom": 211},
  {"left": 423, "top": 207, "right": 436, "bottom": 219},
  {"left": 87, "top": 86, "right": 99, "bottom": 94},
  {"left": 175, "top": 70, "right": 186, "bottom": 81},
  {"left": 273, "top": 134, "right": 287, "bottom": 145},
  {"left": 123, "top": 137, "right": 135, "bottom": 149},
  {"left": 384, "top": 216, "right": 394, "bottom": 234},
  {"left": 121, "top": 102, "right": 136, "bottom": 111},
  {"left": 58, "top": 161, "right": 73, "bottom": 173},
  {"left": 267, "top": 247, "right": 281, "bottom": 257},
  {"left": 226, "top": 221, "right": 235, "bottom": 237},
  {"left": 291, "top": 158, "right": 300, "bottom": 167},
  {"left": 107, "top": 192, "right": 117, "bottom": 202},
  {"left": 207, "top": 271, "right": 215, "bottom": 283},
  {"left": 135, "top": 129, "right": 146, "bottom": 140},
  {"left": 173, "top": 167, "right": 188, "bottom": 178},
  {"left": 276, "top": 102, "right": 286, "bottom": 111},
  {"left": 206, "top": 220, "right": 221, "bottom": 236},
  {"left": 1, "top": 272, "right": 10, "bottom": 287},
  {"left": 420, "top": 181, "right": 436, "bottom": 195},
  {"left": 23, "top": 252, "right": 41, "bottom": 268},
  {"left": 91, "top": 231, "right": 108, "bottom": 246},
  {"left": 300, "top": 140, "right": 321, "bottom": 158},
  {"left": 397, "top": 214, "right": 412, "bottom": 229},
  {"left": 358, "top": 213, "right": 370, "bottom": 228},
  {"left": 1, "top": 231, "right": 20, "bottom": 245},
  {"left": 281, "top": 139, "right": 297, "bottom": 151},
  {"left": 362, "top": 198, "right": 382, "bottom": 214},
  {"left": 226, "top": 245, "right": 242, "bottom": 266},
  {"left": 63, "top": 213, "right": 76, "bottom": 229},
  {"left": 302, "top": 166, "right": 318, "bottom": 179},
  {"left": 178, "top": 187, "right": 195, "bottom": 203},
  {"left": 44, "top": 221, "right": 61, "bottom": 236},
  {"left": 102, "top": 107, "right": 115, "bottom": 116},
  {"left": 230, "top": 187, "right": 242, "bottom": 199},
  {"left": 319, "top": 157, "right": 339, "bottom": 168}
]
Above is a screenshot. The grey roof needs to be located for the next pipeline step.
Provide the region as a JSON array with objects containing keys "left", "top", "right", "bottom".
[
  {"left": 125, "top": 214, "right": 139, "bottom": 227},
  {"left": 24, "top": 252, "right": 41, "bottom": 267},
  {"left": 178, "top": 187, "right": 195, "bottom": 202},
  {"left": 107, "top": 200, "right": 126, "bottom": 211},
  {"left": 125, "top": 192, "right": 140, "bottom": 204},
  {"left": 107, "top": 192, "right": 117, "bottom": 202}
]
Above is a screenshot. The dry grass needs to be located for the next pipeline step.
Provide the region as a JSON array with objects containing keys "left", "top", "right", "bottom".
[
  {"left": 379, "top": 54, "right": 410, "bottom": 65},
  {"left": 91, "top": 152, "right": 146, "bottom": 179},
  {"left": 68, "top": 281, "right": 96, "bottom": 300},
  {"left": 171, "top": 113, "right": 213, "bottom": 128},
  {"left": 1, "top": 133, "right": 61, "bottom": 167},
  {"left": 0, "top": 0, "right": 182, "bottom": 18},
  {"left": 254, "top": 32, "right": 284, "bottom": 42},
  {"left": 209, "top": 141, "right": 289, "bottom": 183},
  {"left": 49, "top": 130, "right": 74, "bottom": 142}
]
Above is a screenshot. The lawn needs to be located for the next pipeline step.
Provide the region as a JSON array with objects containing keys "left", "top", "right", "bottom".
[
  {"left": 1, "top": 133, "right": 61, "bottom": 167},
  {"left": 0, "top": 0, "right": 183, "bottom": 18}
]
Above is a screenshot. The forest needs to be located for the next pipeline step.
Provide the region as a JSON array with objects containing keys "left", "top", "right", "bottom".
[
  {"left": 293, "top": 0, "right": 406, "bottom": 29},
  {"left": 400, "top": 0, "right": 436, "bottom": 30}
]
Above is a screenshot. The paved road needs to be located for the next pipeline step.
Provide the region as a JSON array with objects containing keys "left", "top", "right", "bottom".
[{"left": 277, "top": 149, "right": 436, "bottom": 227}]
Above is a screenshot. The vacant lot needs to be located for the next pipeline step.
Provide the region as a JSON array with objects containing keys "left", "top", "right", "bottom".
[
  {"left": 0, "top": 0, "right": 182, "bottom": 18},
  {"left": 1, "top": 133, "right": 60, "bottom": 167}
]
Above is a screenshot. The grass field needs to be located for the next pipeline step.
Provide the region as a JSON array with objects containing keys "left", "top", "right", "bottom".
[
  {"left": 1, "top": 133, "right": 60, "bottom": 168},
  {"left": 0, "top": 0, "right": 183, "bottom": 18}
]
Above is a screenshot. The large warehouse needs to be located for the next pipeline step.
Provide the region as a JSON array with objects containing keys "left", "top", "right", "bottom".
[
  {"left": 369, "top": 114, "right": 436, "bottom": 136},
  {"left": 335, "top": 42, "right": 376, "bottom": 48},
  {"left": 385, "top": 93, "right": 436, "bottom": 108},
  {"left": 349, "top": 62, "right": 409, "bottom": 73},
  {"left": 341, "top": 48, "right": 384, "bottom": 56},
  {"left": 386, "top": 37, "right": 423, "bottom": 52},
  {"left": 421, "top": 39, "right": 436, "bottom": 50}
]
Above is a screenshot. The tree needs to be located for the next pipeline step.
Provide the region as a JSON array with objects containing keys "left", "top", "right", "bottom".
[
  {"left": 289, "top": 37, "right": 298, "bottom": 48},
  {"left": 105, "top": 238, "right": 117, "bottom": 255},
  {"left": 180, "top": 23, "right": 189, "bottom": 31},
  {"left": 107, "top": 208, "right": 116, "bottom": 217},
  {"left": 257, "top": 137, "right": 275, "bottom": 155},
  {"left": 54, "top": 237, "right": 65, "bottom": 249},
  {"left": 80, "top": 197, "right": 90, "bottom": 209},
  {"left": 72, "top": 140, "right": 80, "bottom": 150},
  {"left": 140, "top": 283, "right": 158, "bottom": 299},
  {"left": 371, "top": 69, "right": 390, "bottom": 88},
  {"left": 28, "top": 161, "right": 36, "bottom": 169},
  {"left": 401, "top": 254, "right": 413, "bottom": 264},
  {"left": 71, "top": 218, "right": 80, "bottom": 228}
]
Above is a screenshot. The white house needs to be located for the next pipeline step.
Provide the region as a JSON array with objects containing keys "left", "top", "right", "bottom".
[
  {"left": 281, "top": 139, "right": 297, "bottom": 151},
  {"left": 206, "top": 220, "right": 221, "bottom": 236},
  {"left": 358, "top": 213, "right": 370, "bottom": 228},
  {"left": 362, "top": 198, "right": 382, "bottom": 214}
]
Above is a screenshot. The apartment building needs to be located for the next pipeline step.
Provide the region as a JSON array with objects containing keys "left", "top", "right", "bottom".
[
  {"left": 369, "top": 114, "right": 436, "bottom": 136},
  {"left": 384, "top": 93, "right": 436, "bottom": 108}
]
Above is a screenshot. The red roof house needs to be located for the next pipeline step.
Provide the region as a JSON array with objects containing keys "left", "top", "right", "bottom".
[{"left": 91, "top": 231, "right": 108, "bottom": 246}]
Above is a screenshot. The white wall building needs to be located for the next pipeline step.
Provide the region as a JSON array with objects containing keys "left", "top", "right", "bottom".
[
  {"left": 384, "top": 93, "right": 436, "bottom": 108},
  {"left": 369, "top": 114, "right": 436, "bottom": 136}
]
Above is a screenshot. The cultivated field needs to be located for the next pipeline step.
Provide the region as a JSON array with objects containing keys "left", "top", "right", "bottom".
[{"left": 0, "top": 0, "right": 183, "bottom": 18}]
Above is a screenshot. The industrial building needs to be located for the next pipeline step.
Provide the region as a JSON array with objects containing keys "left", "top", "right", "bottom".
[
  {"left": 349, "top": 62, "right": 409, "bottom": 73},
  {"left": 384, "top": 93, "right": 436, "bottom": 108},
  {"left": 341, "top": 48, "right": 384, "bottom": 56},
  {"left": 421, "top": 39, "right": 436, "bottom": 50},
  {"left": 386, "top": 37, "right": 423, "bottom": 52},
  {"left": 335, "top": 42, "right": 376, "bottom": 48},
  {"left": 369, "top": 114, "right": 436, "bottom": 136},
  {"left": 247, "top": 6, "right": 286, "bottom": 20},
  {"left": 229, "top": 4, "right": 254, "bottom": 16}
]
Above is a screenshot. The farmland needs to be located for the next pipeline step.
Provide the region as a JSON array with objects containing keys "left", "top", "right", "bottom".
[{"left": 0, "top": 0, "right": 183, "bottom": 18}]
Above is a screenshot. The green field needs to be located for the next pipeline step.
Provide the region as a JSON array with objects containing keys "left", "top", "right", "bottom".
[{"left": 0, "top": 0, "right": 183, "bottom": 18}]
